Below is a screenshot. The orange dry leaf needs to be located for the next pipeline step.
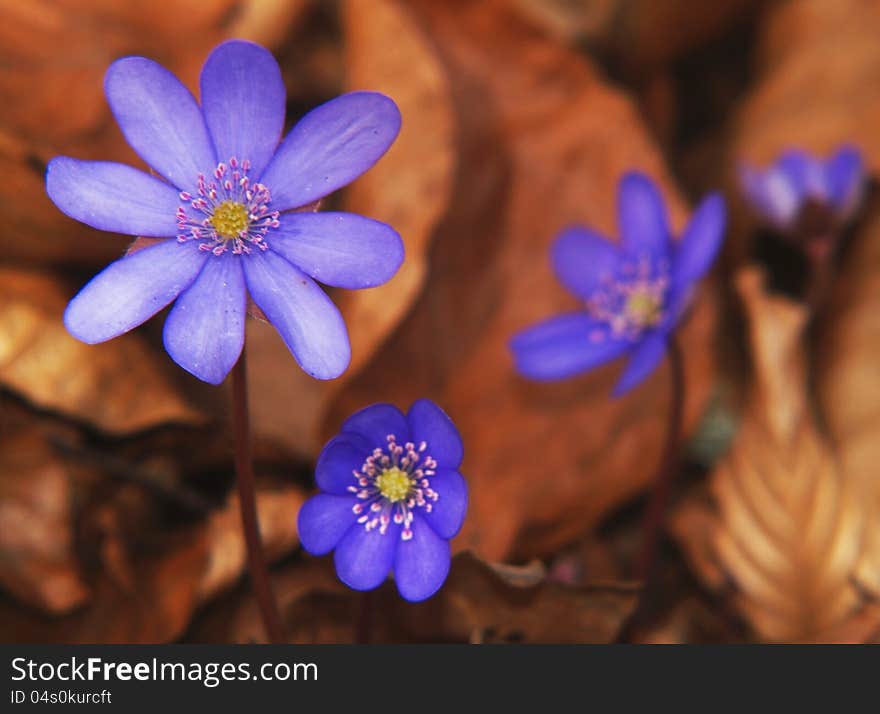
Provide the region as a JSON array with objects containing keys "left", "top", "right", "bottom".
[
  {"left": 673, "top": 268, "right": 879, "bottom": 642},
  {"left": 0, "top": 268, "right": 202, "bottom": 434},
  {"left": 325, "top": 0, "right": 717, "bottom": 560}
]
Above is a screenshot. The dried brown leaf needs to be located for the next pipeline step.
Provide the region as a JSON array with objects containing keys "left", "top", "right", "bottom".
[
  {"left": 0, "top": 428, "right": 90, "bottom": 614},
  {"left": 326, "top": 0, "right": 717, "bottom": 560},
  {"left": 674, "top": 268, "right": 879, "bottom": 642},
  {"left": 0, "top": 268, "right": 202, "bottom": 434}
]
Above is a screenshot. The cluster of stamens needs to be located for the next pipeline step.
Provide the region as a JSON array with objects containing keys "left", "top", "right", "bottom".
[
  {"left": 348, "top": 435, "right": 439, "bottom": 541},
  {"left": 176, "top": 157, "right": 280, "bottom": 256},
  {"left": 586, "top": 255, "right": 670, "bottom": 341}
]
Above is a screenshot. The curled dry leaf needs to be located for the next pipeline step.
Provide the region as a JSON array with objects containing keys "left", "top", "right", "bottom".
[
  {"left": 326, "top": 0, "right": 717, "bottom": 560},
  {"left": 672, "top": 268, "right": 880, "bottom": 642},
  {"left": 817, "top": 198, "right": 880, "bottom": 599},
  {"left": 206, "top": 552, "right": 638, "bottom": 644},
  {"left": 0, "top": 268, "right": 202, "bottom": 434},
  {"left": 0, "top": 428, "right": 89, "bottom": 614},
  {"left": 246, "top": 0, "right": 456, "bottom": 454}
]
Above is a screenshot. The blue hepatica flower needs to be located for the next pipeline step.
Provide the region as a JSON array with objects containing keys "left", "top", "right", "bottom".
[
  {"left": 509, "top": 172, "right": 726, "bottom": 397},
  {"left": 46, "top": 40, "right": 403, "bottom": 384},
  {"left": 738, "top": 146, "right": 864, "bottom": 233},
  {"left": 298, "top": 400, "right": 468, "bottom": 602}
]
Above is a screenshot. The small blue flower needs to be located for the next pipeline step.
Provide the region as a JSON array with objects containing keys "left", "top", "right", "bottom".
[
  {"left": 739, "top": 146, "right": 864, "bottom": 233},
  {"left": 46, "top": 40, "right": 403, "bottom": 384},
  {"left": 298, "top": 400, "right": 468, "bottom": 602},
  {"left": 509, "top": 172, "right": 726, "bottom": 397}
]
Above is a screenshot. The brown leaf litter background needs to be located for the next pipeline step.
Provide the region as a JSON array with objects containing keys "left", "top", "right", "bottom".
[{"left": 0, "top": 0, "right": 878, "bottom": 643}]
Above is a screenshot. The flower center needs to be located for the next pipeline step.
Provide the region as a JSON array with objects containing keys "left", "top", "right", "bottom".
[
  {"left": 587, "top": 255, "right": 670, "bottom": 341},
  {"left": 376, "top": 466, "right": 411, "bottom": 503},
  {"left": 348, "top": 434, "right": 439, "bottom": 541},
  {"left": 209, "top": 200, "right": 250, "bottom": 239},
  {"left": 176, "top": 157, "right": 280, "bottom": 256},
  {"left": 625, "top": 290, "right": 663, "bottom": 328}
]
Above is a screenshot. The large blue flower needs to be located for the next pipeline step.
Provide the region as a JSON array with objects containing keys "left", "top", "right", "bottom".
[
  {"left": 46, "top": 40, "right": 403, "bottom": 384},
  {"left": 738, "top": 146, "right": 864, "bottom": 233},
  {"left": 298, "top": 400, "right": 468, "bottom": 602},
  {"left": 509, "top": 172, "right": 726, "bottom": 397}
]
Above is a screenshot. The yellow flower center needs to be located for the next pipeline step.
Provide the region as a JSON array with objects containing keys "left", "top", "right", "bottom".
[
  {"left": 375, "top": 467, "right": 411, "bottom": 503},
  {"left": 209, "top": 200, "right": 250, "bottom": 239},
  {"left": 625, "top": 290, "right": 663, "bottom": 327}
]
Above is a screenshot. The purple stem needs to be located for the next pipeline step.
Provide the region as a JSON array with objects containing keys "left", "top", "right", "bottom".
[
  {"left": 231, "top": 346, "right": 285, "bottom": 643},
  {"left": 635, "top": 335, "right": 685, "bottom": 584}
]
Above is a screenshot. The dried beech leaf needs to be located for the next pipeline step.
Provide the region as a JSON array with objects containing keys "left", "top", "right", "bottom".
[
  {"left": 247, "top": 0, "right": 456, "bottom": 453},
  {"left": 817, "top": 203, "right": 880, "bottom": 599},
  {"left": 0, "top": 428, "right": 90, "bottom": 614},
  {"left": 0, "top": 268, "right": 203, "bottom": 434},
  {"left": 673, "top": 268, "right": 879, "bottom": 642},
  {"left": 326, "top": 0, "right": 717, "bottom": 560}
]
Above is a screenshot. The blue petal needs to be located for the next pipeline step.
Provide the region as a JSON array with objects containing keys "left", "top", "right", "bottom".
[
  {"left": 316, "top": 432, "right": 373, "bottom": 496},
  {"left": 270, "top": 212, "right": 403, "bottom": 288},
  {"left": 422, "top": 469, "right": 467, "bottom": 540},
  {"left": 612, "top": 332, "right": 668, "bottom": 397},
  {"left": 510, "top": 312, "right": 629, "bottom": 381},
  {"left": 242, "top": 250, "right": 350, "bottom": 380},
  {"left": 46, "top": 158, "right": 180, "bottom": 237},
  {"left": 393, "top": 519, "right": 451, "bottom": 602},
  {"left": 64, "top": 240, "right": 207, "bottom": 344},
  {"left": 200, "top": 40, "right": 285, "bottom": 180},
  {"left": 551, "top": 226, "right": 620, "bottom": 299},
  {"left": 777, "top": 150, "right": 829, "bottom": 200},
  {"left": 334, "top": 522, "right": 400, "bottom": 591},
  {"left": 748, "top": 164, "right": 799, "bottom": 228},
  {"left": 673, "top": 193, "right": 726, "bottom": 286},
  {"left": 618, "top": 172, "right": 670, "bottom": 259},
  {"left": 259, "top": 92, "right": 401, "bottom": 211},
  {"left": 298, "top": 494, "right": 357, "bottom": 556},
  {"left": 826, "top": 145, "right": 864, "bottom": 214},
  {"left": 162, "top": 252, "right": 245, "bottom": 385},
  {"left": 105, "top": 57, "right": 216, "bottom": 189},
  {"left": 407, "top": 399, "right": 463, "bottom": 470},
  {"left": 341, "top": 403, "right": 410, "bottom": 450}
]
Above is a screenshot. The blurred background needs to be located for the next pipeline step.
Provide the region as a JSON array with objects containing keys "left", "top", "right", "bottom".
[{"left": 1, "top": 0, "right": 878, "bottom": 643}]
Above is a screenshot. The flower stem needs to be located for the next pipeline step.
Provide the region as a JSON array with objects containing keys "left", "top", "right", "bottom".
[
  {"left": 231, "top": 346, "right": 285, "bottom": 643},
  {"left": 635, "top": 335, "right": 685, "bottom": 584}
]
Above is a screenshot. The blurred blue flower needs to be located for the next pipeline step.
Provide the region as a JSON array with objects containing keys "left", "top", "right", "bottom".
[
  {"left": 509, "top": 172, "right": 726, "bottom": 397},
  {"left": 739, "top": 146, "right": 864, "bottom": 234},
  {"left": 46, "top": 40, "right": 403, "bottom": 384},
  {"left": 298, "top": 400, "right": 467, "bottom": 602}
]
